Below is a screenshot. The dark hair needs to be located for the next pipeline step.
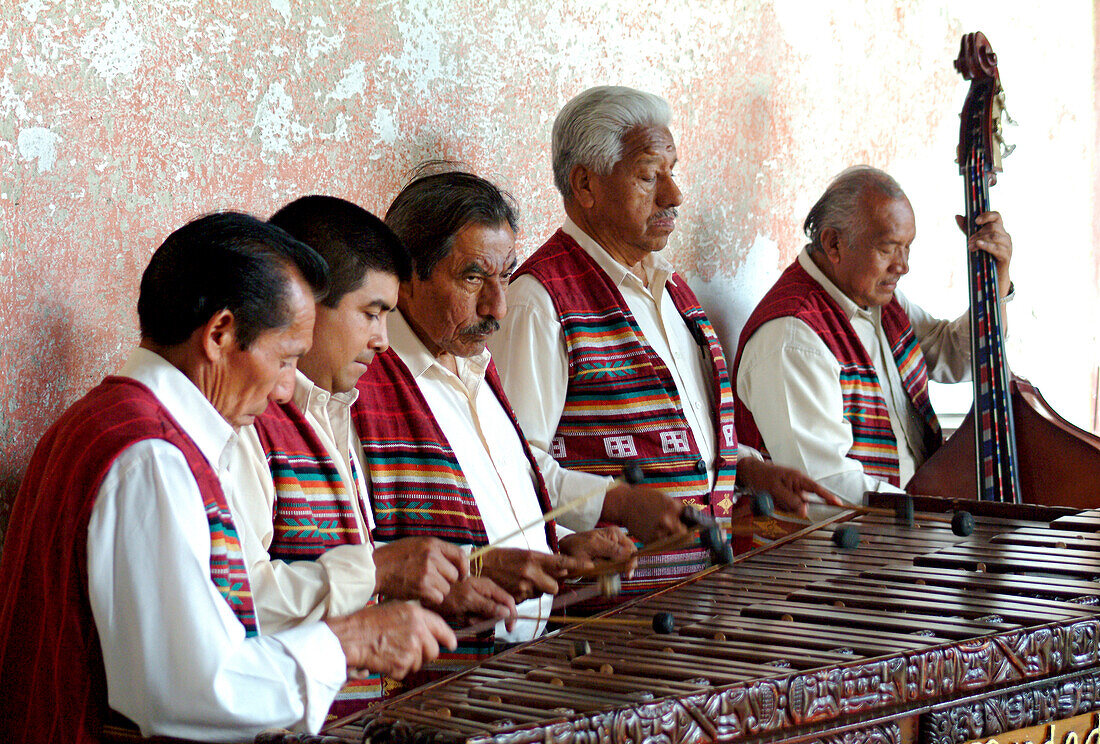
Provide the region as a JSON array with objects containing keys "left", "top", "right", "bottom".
[
  {"left": 384, "top": 165, "right": 519, "bottom": 281},
  {"left": 269, "top": 195, "right": 411, "bottom": 308},
  {"left": 137, "top": 211, "right": 329, "bottom": 349}
]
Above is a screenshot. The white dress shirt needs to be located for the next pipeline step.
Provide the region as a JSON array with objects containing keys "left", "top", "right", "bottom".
[
  {"left": 389, "top": 311, "right": 554, "bottom": 643},
  {"left": 491, "top": 217, "right": 726, "bottom": 532},
  {"left": 736, "top": 249, "right": 980, "bottom": 502},
  {"left": 230, "top": 369, "right": 377, "bottom": 633},
  {"left": 86, "top": 348, "right": 345, "bottom": 740}
]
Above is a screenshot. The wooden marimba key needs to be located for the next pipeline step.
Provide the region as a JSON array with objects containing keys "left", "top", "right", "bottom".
[{"left": 259, "top": 501, "right": 1100, "bottom": 744}]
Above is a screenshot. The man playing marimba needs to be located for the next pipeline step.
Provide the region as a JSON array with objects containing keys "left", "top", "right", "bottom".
[
  {"left": 230, "top": 196, "right": 518, "bottom": 709},
  {"left": 492, "top": 86, "right": 834, "bottom": 601},
  {"left": 0, "top": 213, "right": 456, "bottom": 743},
  {"left": 357, "top": 167, "right": 637, "bottom": 644},
  {"left": 733, "top": 166, "right": 1014, "bottom": 503}
]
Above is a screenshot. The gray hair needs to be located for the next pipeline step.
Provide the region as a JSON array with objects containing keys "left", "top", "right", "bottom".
[
  {"left": 551, "top": 86, "right": 671, "bottom": 199},
  {"left": 803, "top": 166, "right": 907, "bottom": 252}
]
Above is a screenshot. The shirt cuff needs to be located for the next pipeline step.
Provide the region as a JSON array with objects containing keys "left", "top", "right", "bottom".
[
  {"left": 270, "top": 622, "right": 346, "bottom": 731},
  {"left": 553, "top": 473, "right": 614, "bottom": 532},
  {"left": 317, "top": 543, "right": 377, "bottom": 618},
  {"left": 737, "top": 444, "right": 765, "bottom": 462},
  {"left": 554, "top": 523, "right": 576, "bottom": 541}
]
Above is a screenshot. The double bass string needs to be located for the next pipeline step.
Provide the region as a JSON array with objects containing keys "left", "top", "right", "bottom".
[
  {"left": 965, "top": 150, "right": 993, "bottom": 499},
  {"left": 966, "top": 147, "right": 1020, "bottom": 502},
  {"left": 976, "top": 150, "right": 1021, "bottom": 502}
]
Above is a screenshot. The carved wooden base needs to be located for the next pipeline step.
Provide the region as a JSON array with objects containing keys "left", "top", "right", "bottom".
[{"left": 921, "top": 668, "right": 1100, "bottom": 744}]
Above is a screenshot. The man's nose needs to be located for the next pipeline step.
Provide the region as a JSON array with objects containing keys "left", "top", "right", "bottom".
[
  {"left": 370, "top": 324, "right": 390, "bottom": 354},
  {"left": 659, "top": 175, "right": 683, "bottom": 209},
  {"left": 479, "top": 278, "right": 508, "bottom": 322},
  {"left": 894, "top": 247, "right": 910, "bottom": 275},
  {"left": 270, "top": 367, "right": 296, "bottom": 403}
]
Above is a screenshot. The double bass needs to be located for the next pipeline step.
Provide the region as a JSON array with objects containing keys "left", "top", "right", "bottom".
[{"left": 906, "top": 32, "right": 1100, "bottom": 508}]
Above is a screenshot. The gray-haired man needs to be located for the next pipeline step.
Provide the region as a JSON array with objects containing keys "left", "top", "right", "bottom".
[{"left": 490, "top": 86, "right": 834, "bottom": 602}]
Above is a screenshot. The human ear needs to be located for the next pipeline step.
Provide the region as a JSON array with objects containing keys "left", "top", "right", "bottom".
[
  {"left": 819, "top": 227, "right": 844, "bottom": 264},
  {"left": 201, "top": 309, "right": 238, "bottom": 362},
  {"left": 569, "top": 165, "right": 597, "bottom": 210}
]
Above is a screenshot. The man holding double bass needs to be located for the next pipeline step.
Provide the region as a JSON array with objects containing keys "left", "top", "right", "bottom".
[{"left": 733, "top": 165, "right": 1014, "bottom": 504}]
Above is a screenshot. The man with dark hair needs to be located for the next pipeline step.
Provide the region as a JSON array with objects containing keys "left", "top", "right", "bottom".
[
  {"left": 0, "top": 212, "right": 455, "bottom": 743},
  {"left": 228, "top": 196, "right": 515, "bottom": 710},
  {"left": 493, "top": 87, "right": 836, "bottom": 602},
  {"left": 733, "top": 166, "right": 1014, "bottom": 502},
  {"left": 359, "top": 168, "right": 636, "bottom": 643}
]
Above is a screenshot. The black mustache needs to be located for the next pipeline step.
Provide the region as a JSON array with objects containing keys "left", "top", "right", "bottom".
[{"left": 459, "top": 319, "right": 500, "bottom": 337}]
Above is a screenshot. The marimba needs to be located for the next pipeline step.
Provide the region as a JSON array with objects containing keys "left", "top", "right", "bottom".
[{"left": 262, "top": 497, "right": 1100, "bottom": 744}]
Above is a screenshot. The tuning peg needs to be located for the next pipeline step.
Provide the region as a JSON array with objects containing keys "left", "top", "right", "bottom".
[
  {"left": 1001, "top": 143, "right": 1016, "bottom": 159},
  {"left": 997, "top": 93, "right": 1017, "bottom": 126}
]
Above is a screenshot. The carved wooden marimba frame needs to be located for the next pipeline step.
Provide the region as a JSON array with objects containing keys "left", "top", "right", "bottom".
[{"left": 272, "top": 499, "right": 1100, "bottom": 744}]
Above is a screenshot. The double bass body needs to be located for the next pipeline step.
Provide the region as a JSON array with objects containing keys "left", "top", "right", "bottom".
[{"left": 906, "top": 377, "right": 1100, "bottom": 509}]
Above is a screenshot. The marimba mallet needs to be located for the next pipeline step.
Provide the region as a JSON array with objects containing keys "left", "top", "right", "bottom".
[
  {"left": 847, "top": 501, "right": 974, "bottom": 537},
  {"left": 625, "top": 463, "right": 735, "bottom": 565},
  {"left": 784, "top": 499, "right": 975, "bottom": 537},
  {"left": 751, "top": 491, "right": 775, "bottom": 517},
  {"left": 520, "top": 611, "right": 677, "bottom": 634},
  {"left": 832, "top": 524, "right": 861, "bottom": 550}
]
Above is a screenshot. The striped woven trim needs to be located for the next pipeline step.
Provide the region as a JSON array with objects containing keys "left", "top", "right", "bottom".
[
  {"left": 266, "top": 449, "right": 364, "bottom": 560},
  {"left": 839, "top": 366, "right": 899, "bottom": 482},
  {"left": 204, "top": 499, "right": 257, "bottom": 636}
]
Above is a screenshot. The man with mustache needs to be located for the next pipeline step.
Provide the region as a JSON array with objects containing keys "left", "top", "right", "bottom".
[
  {"left": 732, "top": 166, "right": 1014, "bottom": 502},
  {"left": 491, "top": 86, "right": 836, "bottom": 605},
  {"left": 354, "top": 168, "right": 636, "bottom": 646}
]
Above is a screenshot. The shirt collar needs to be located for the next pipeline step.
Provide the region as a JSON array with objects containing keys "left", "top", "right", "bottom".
[
  {"left": 562, "top": 216, "right": 677, "bottom": 292},
  {"left": 119, "top": 347, "right": 237, "bottom": 469},
  {"left": 292, "top": 368, "right": 358, "bottom": 414},
  {"left": 797, "top": 247, "right": 876, "bottom": 323},
  {"left": 388, "top": 309, "right": 491, "bottom": 386}
]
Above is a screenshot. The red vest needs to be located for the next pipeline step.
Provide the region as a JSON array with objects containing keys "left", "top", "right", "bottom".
[
  {"left": 733, "top": 259, "right": 942, "bottom": 485},
  {"left": 513, "top": 230, "right": 739, "bottom": 600},
  {"left": 254, "top": 399, "right": 368, "bottom": 561},
  {"left": 352, "top": 349, "right": 557, "bottom": 683},
  {"left": 253, "top": 399, "right": 387, "bottom": 714},
  {"left": 0, "top": 377, "right": 255, "bottom": 744},
  {"left": 353, "top": 349, "right": 557, "bottom": 552}
]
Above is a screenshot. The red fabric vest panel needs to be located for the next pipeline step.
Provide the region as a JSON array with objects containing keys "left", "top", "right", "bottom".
[
  {"left": 0, "top": 377, "right": 254, "bottom": 744},
  {"left": 353, "top": 349, "right": 557, "bottom": 552}
]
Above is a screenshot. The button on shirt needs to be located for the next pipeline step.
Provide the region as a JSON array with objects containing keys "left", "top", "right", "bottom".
[
  {"left": 86, "top": 348, "right": 344, "bottom": 738},
  {"left": 491, "top": 217, "right": 722, "bottom": 532},
  {"left": 230, "top": 370, "right": 377, "bottom": 632},
  {"left": 736, "top": 248, "right": 981, "bottom": 503},
  {"left": 389, "top": 311, "right": 555, "bottom": 643}
]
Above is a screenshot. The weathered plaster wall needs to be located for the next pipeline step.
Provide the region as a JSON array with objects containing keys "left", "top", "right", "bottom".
[{"left": 1, "top": 1, "right": 1095, "bottom": 544}]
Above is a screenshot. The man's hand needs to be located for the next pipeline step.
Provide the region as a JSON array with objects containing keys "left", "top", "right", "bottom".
[
  {"left": 325, "top": 601, "right": 456, "bottom": 680},
  {"left": 737, "top": 458, "right": 842, "bottom": 519},
  {"left": 600, "top": 483, "right": 687, "bottom": 544},
  {"left": 956, "top": 211, "right": 1012, "bottom": 298},
  {"left": 480, "top": 548, "right": 580, "bottom": 602},
  {"left": 372, "top": 537, "right": 468, "bottom": 604},
  {"left": 425, "top": 576, "right": 518, "bottom": 632},
  {"left": 558, "top": 526, "right": 638, "bottom": 578}
]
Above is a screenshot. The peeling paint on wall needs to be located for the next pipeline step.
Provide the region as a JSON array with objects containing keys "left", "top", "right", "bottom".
[
  {"left": 16, "top": 127, "right": 59, "bottom": 172},
  {"left": 0, "top": 0, "right": 1096, "bottom": 547}
]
